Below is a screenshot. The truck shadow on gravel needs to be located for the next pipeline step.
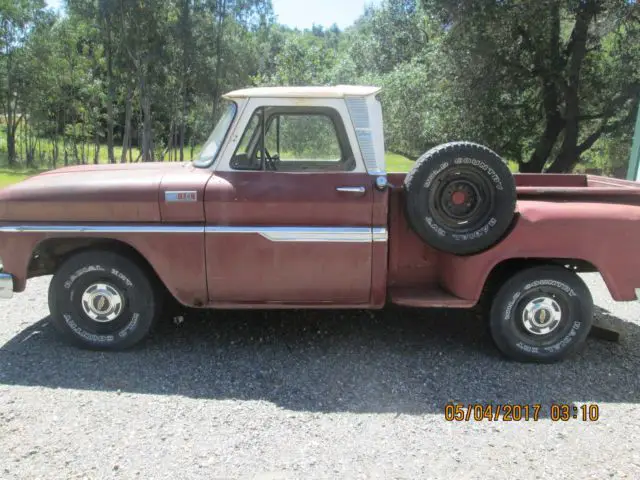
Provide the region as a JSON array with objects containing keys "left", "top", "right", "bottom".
[{"left": 1, "top": 305, "right": 639, "bottom": 415}]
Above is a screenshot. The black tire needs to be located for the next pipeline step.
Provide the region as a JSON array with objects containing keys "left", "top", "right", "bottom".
[
  {"left": 489, "top": 266, "right": 593, "bottom": 363},
  {"left": 48, "top": 250, "right": 159, "bottom": 350},
  {"left": 403, "top": 141, "right": 516, "bottom": 255}
]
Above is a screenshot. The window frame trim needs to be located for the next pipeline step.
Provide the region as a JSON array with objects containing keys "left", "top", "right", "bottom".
[
  {"left": 231, "top": 106, "right": 355, "bottom": 172},
  {"left": 214, "top": 97, "right": 367, "bottom": 174}
]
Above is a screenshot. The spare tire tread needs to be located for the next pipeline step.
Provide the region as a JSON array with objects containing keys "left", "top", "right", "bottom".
[{"left": 403, "top": 141, "right": 516, "bottom": 255}]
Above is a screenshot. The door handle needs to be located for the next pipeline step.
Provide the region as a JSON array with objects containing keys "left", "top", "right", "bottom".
[{"left": 336, "top": 186, "right": 366, "bottom": 193}]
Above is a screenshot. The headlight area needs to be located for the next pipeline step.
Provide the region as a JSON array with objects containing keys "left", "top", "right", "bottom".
[{"left": 0, "top": 256, "right": 13, "bottom": 299}]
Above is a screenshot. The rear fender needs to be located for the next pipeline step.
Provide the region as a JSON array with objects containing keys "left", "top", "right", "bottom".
[{"left": 439, "top": 200, "right": 640, "bottom": 302}]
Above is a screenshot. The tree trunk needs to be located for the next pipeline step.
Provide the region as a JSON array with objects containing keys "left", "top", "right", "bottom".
[
  {"left": 121, "top": 85, "right": 133, "bottom": 163},
  {"left": 166, "top": 120, "right": 173, "bottom": 162},
  {"left": 94, "top": 128, "right": 100, "bottom": 164},
  {"left": 546, "top": 1, "right": 597, "bottom": 174},
  {"left": 106, "top": 21, "right": 116, "bottom": 164},
  {"left": 6, "top": 127, "right": 16, "bottom": 166},
  {"left": 179, "top": 114, "right": 186, "bottom": 162},
  {"left": 178, "top": 0, "right": 192, "bottom": 163},
  {"left": 52, "top": 139, "right": 58, "bottom": 168},
  {"left": 211, "top": 0, "right": 227, "bottom": 121},
  {"left": 140, "top": 78, "right": 153, "bottom": 162},
  {"left": 4, "top": 47, "right": 16, "bottom": 166},
  {"left": 518, "top": 5, "right": 565, "bottom": 174},
  {"left": 81, "top": 118, "right": 87, "bottom": 165}
]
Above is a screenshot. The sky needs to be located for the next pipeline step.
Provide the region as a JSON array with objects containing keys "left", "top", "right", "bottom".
[
  {"left": 272, "top": 0, "right": 381, "bottom": 29},
  {"left": 45, "top": 0, "right": 381, "bottom": 30}
]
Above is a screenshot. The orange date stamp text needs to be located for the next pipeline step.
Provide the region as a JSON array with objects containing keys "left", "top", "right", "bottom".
[{"left": 444, "top": 403, "right": 600, "bottom": 422}]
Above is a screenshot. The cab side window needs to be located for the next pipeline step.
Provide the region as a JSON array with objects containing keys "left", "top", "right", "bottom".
[{"left": 230, "top": 106, "right": 355, "bottom": 172}]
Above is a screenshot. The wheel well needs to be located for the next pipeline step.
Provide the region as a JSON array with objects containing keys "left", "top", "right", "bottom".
[
  {"left": 479, "top": 257, "right": 598, "bottom": 308},
  {"left": 27, "top": 237, "right": 161, "bottom": 285}
]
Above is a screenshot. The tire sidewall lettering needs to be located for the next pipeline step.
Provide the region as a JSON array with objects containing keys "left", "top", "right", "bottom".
[
  {"left": 504, "top": 291, "right": 521, "bottom": 321},
  {"left": 111, "top": 268, "right": 134, "bottom": 288},
  {"left": 63, "top": 313, "right": 115, "bottom": 343},
  {"left": 425, "top": 215, "right": 498, "bottom": 241},
  {"left": 423, "top": 161, "right": 449, "bottom": 189},
  {"left": 425, "top": 216, "right": 447, "bottom": 237},
  {"left": 523, "top": 279, "right": 576, "bottom": 297},
  {"left": 62, "top": 311, "right": 142, "bottom": 344},
  {"left": 118, "top": 313, "right": 140, "bottom": 339},
  {"left": 451, "top": 217, "right": 497, "bottom": 241},
  {"left": 64, "top": 265, "right": 106, "bottom": 289},
  {"left": 453, "top": 157, "right": 504, "bottom": 191},
  {"left": 542, "top": 321, "right": 581, "bottom": 353}
]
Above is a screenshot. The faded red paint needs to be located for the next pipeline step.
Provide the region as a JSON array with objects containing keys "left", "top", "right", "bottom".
[
  {"left": 387, "top": 172, "right": 640, "bottom": 304},
  {"left": 204, "top": 171, "right": 374, "bottom": 305},
  {"left": 0, "top": 162, "right": 187, "bottom": 222},
  {"left": 1, "top": 167, "right": 640, "bottom": 309},
  {"left": 0, "top": 230, "right": 207, "bottom": 306}
]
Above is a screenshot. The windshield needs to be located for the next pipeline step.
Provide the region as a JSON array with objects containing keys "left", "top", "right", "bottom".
[{"left": 193, "top": 101, "right": 238, "bottom": 167}]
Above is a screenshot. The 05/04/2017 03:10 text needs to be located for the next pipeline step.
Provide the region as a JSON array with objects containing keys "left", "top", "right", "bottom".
[{"left": 444, "top": 403, "right": 600, "bottom": 422}]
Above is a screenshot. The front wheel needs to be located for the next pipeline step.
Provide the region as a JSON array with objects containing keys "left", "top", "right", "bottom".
[
  {"left": 48, "top": 250, "right": 160, "bottom": 350},
  {"left": 489, "top": 266, "right": 593, "bottom": 363}
]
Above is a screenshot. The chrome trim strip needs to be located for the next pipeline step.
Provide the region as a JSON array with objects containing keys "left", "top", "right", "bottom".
[
  {"left": 0, "top": 225, "right": 389, "bottom": 243},
  {"left": 372, "top": 227, "right": 388, "bottom": 242},
  {"left": 206, "top": 226, "right": 374, "bottom": 243},
  {"left": 0, "top": 225, "right": 204, "bottom": 234}
]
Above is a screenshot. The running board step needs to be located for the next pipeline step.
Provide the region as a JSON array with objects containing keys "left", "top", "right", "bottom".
[{"left": 389, "top": 286, "right": 476, "bottom": 309}]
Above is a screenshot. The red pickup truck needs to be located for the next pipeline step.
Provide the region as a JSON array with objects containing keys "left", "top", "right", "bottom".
[{"left": 1, "top": 86, "right": 639, "bottom": 363}]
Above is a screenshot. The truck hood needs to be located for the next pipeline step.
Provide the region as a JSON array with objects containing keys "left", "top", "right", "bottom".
[{"left": 0, "top": 162, "right": 194, "bottom": 223}]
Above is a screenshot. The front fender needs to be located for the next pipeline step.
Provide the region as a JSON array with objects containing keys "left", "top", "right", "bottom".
[{"left": 0, "top": 227, "right": 208, "bottom": 307}]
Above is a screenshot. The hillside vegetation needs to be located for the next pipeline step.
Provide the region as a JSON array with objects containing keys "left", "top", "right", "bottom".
[{"left": 1, "top": 0, "right": 638, "bottom": 179}]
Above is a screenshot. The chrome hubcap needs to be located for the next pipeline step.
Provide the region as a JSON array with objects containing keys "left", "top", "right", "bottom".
[
  {"left": 81, "top": 283, "right": 124, "bottom": 323},
  {"left": 522, "top": 297, "right": 562, "bottom": 335}
]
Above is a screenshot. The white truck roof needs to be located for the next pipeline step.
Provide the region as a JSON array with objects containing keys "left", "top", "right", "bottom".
[{"left": 223, "top": 85, "right": 381, "bottom": 99}]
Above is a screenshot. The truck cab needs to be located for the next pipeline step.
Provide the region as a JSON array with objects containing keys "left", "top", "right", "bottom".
[{"left": 198, "top": 86, "right": 389, "bottom": 306}]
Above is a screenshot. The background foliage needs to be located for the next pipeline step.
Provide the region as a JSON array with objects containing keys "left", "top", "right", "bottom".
[{"left": 0, "top": 0, "right": 638, "bottom": 176}]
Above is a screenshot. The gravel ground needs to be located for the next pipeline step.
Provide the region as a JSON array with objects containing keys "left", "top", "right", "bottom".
[{"left": 1, "top": 273, "right": 640, "bottom": 479}]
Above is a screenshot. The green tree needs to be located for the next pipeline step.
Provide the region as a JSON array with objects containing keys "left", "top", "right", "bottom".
[
  {"left": 425, "top": 0, "right": 640, "bottom": 172},
  {"left": 0, "top": 0, "right": 47, "bottom": 165}
]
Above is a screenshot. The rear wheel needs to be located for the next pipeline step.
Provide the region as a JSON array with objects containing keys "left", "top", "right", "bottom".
[
  {"left": 403, "top": 142, "right": 516, "bottom": 255},
  {"left": 48, "top": 250, "right": 159, "bottom": 350},
  {"left": 489, "top": 266, "right": 593, "bottom": 363}
]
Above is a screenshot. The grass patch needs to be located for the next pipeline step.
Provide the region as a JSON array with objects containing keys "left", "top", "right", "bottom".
[
  {"left": 385, "top": 152, "right": 414, "bottom": 172},
  {"left": 0, "top": 168, "right": 44, "bottom": 188},
  {"left": 384, "top": 152, "right": 520, "bottom": 173}
]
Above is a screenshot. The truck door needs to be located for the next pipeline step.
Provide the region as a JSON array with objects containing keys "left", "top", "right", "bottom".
[{"left": 204, "top": 98, "right": 375, "bottom": 305}]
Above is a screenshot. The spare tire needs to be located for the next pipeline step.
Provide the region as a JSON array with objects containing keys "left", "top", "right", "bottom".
[{"left": 403, "top": 141, "right": 516, "bottom": 255}]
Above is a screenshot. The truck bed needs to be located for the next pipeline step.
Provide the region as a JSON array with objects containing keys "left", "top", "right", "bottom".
[
  {"left": 514, "top": 173, "right": 640, "bottom": 203},
  {"left": 385, "top": 172, "right": 640, "bottom": 309}
]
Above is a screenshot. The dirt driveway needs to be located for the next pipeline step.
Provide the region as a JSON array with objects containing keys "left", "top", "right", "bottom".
[{"left": 1, "top": 274, "right": 639, "bottom": 479}]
